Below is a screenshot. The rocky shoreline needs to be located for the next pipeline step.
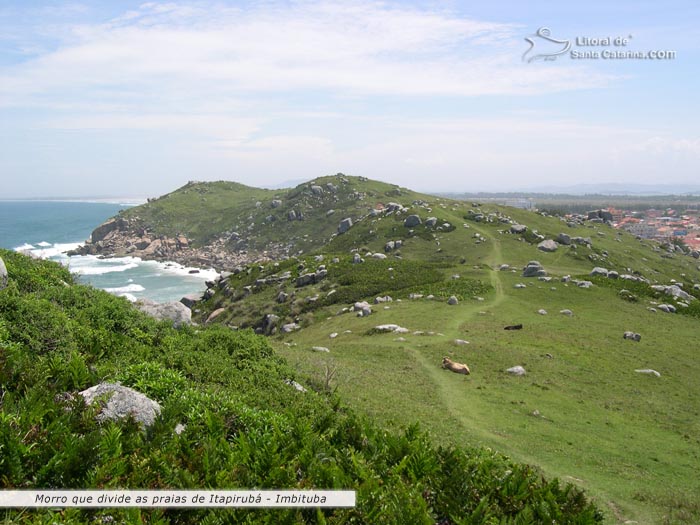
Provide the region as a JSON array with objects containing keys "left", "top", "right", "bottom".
[{"left": 66, "top": 216, "right": 277, "bottom": 272}]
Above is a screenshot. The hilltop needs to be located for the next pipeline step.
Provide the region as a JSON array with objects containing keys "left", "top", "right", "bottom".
[{"left": 70, "top": 175, "right": 428, "bottom": 270}]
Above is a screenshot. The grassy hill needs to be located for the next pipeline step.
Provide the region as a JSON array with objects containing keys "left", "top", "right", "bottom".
[
  {"left": 192, "top": 187, "right": 700, "bottom": 524},
  {"left": 114, "top": 175, "right": 428, "bottom": 255},
  {"left": 0, "top": 249, "right": 603, "bottom": 524}
]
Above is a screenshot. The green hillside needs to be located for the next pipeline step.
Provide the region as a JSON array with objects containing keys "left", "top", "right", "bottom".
[
  {"left": 0, "top": 249, "right": 602, "bottom": 524},
  {"left": 114, "top": 175, "right": 428, "bottom": 254},
  {"left": 193, "top": 188, "right": 700, "bottom": 524}
]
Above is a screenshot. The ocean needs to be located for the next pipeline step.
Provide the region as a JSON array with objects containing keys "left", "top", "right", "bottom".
[{"left": 0, "top": 200, "right": 218, "bottom": 303}]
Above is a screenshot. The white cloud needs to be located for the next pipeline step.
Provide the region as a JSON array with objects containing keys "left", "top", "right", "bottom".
[{"left": 0, "top": 0, "right": 614, "bottom": 111}]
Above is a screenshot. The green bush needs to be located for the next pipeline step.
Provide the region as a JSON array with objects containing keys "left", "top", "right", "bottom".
[{"left": 0, "top": 251, "right": 602, "bottom": 523}]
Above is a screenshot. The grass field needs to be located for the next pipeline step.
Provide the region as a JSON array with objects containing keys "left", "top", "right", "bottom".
[
  {"left": 129, "top": 177, "right": 700, "bottom": 523},
  {"left": 255, "top": 199, "right": 700, "bottom": 524}
]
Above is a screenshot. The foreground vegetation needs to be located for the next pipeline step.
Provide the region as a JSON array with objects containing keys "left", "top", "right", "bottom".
[{"left": 0, "top": 249, "right": 603, "bottom": 524}]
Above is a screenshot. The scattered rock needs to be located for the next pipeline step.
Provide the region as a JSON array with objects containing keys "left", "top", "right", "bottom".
[
  {"left": 453, "top": 339, "right": 469, "bottom": 345},
  {"left": 262, "top": 314, "right": 279, "bottom": 335},
  {"left": 284, "top": 379, "right": 307, "bottom": 392},
  {"left": 447, "top": 296, "right": 459, "bottom": 305},
  {"left": 560, "top": 309, "right": 573, "bottom": 316},
  {"left": 523, "top": 261, "right": 547, "bottom": 277},
  {"left": 514, "top": 283, "right": 527, "bottom": 289},
  {"left": 506, "top": 366, "right": 527, "bottom": 376},
  {"left": 556, "top": 233, "right": 571, "bottom": 245},
  {"left": 657, "top": 304, "right": 676, "bottom": 313},
  {"left": 312, "top": 346, "right": 330, "bottom": 353},
  {"left": 353, "top": 301, "right": 372, "bottom": 317},
  {"left": 374, "top": 324, "right": 408, "bottom": 333},
  {"left": 425, "top": 217, "right": 438, "bottom": 227},
  {"left": 276, "top": 291, "right": 289, "bottom": 303},
  {"left": 403, "top": 215, "right": 422, "bottom": 228},
  {"left": 635, "top": 369, "right": 661, "bottom": 377},
  {"left": 352, "top": 253, "right": 363, "bottom": 264},
  {"left": 180, "top": 292, "right": 204, "bottom": 308},
  {"left": 79, "top": 383, "right": 161, "bottom": 428},
  {"left": 590, "top": 267, "right": 609, "bottom": 277},
  {"left": 281, "top": 323, "right": 300, "bottom": 333},
  {"left": 206, "top": 307, "right": 226, "bottom": 324},
  {"left": 338, "top": 218, "right": 353, "bottom": 234},
  {"left": 623, "top": 331, "right": 641, "bottom": 342},
  {"left": 510, "top": 224, "right": 528, "bottom": 234},
  {"left": 537, "top": 309, "right": 547, "bottom": 315},
  {"left": 537, "top": 240, "right": 559, "bottom": 252}
]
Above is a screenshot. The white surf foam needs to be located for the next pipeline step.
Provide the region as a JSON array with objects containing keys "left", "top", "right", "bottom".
[
  {"left": 104, "top": 284, "right": 146, "bottom": 294},
  {"left": 37, "top": 241, "right": 52, "bottom": 247},
  {"left": 30, "top": 242, "right": 82, "bottom": 259},
  {"left": 73, "top": 262, "right": 139, "bottom": 276},
  {"left": 14, "top": 243, "right": 35, "bottom": 251}
]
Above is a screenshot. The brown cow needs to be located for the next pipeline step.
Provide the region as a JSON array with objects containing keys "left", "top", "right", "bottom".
[{"left": 442, "top": 356, "right": 470, "bottom": 375}]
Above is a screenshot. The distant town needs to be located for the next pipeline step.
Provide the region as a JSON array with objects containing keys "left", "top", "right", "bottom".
[{"left": 606, "top": 207, "right": 700, "bottom": 249}]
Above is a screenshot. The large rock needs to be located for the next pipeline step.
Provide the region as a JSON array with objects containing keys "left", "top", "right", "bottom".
[
  {"left": 447, "top": 296, "right": 459, "bottom": 305},
  {"left": 537, "top": 240, "right": 559, "bottom": 252},
  {"left": 522, "top": 261, "right": 546, "bottom": 278},
  {"left": 79, "top": 383, "right": 161, "bottom": 428},
  {"left": 556, "top": 233, "right": 571, "bottom": 245},
  {"left": 510, "top": 224, "right": 528, "bottom": 234},
  {"left": 0, "top": 256, "right": 7, "bottom": 290},
  {"left": 623, "top": 331, "right": 641, "bottom": 342},
  {"left": 338, "top": 218, "right": 353, "bottom": 234},
  {"left": 403, "top": 215, "right": 422, "bottom": 228},
  {"left": 180, "top": 292, "right": 204, "bottom": 308},
  {"left": 91, "top": 217, "right": 126, "bottom": 243},
  {"left": 262, "top": 314, "right": 280, "bottom": 335},
  {"left": 506, "top": 366, "right": 527, "bottom": 376},
  {"left": 590, "top": 267, "right": 609, "bottom": 277},
  {"left": 136, "top": 299, "right": 192, "bottom": 327}
]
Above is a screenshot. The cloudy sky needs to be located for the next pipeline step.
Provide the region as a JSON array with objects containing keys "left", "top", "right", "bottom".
[{"left": 1, "top": 1, "right": 698, "bottom": 198}]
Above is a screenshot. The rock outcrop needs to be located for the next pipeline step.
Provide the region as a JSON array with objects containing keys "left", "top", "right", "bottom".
[
  {"left": 79, "top": 383, "right": 161, "bottom": 428},
  {"left": 537, "top": 240, "right": 559, "bottom": 252},
  {"left": 338, "top": 218, "right": 353, "bottom": 234},
  {"left": 136, "top": 299, "right": 192, "bottom": 327},
  {"left": 523, "top": 261, "right": 546, "bottom": 277},
  {"left": 403, "top": 215, "right": 422, "bottom": 228},
  {"left": 0, "top": 256, "right": 7, "bottom": 290}
]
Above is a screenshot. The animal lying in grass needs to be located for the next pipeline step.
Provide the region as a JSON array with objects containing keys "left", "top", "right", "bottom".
[{"left": 442, "top": 356, "right": 470, "bottom": 375}]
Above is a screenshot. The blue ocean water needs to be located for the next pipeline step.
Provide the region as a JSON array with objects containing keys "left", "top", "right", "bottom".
[{"left": 0, "top": 201, "right": 217, "bottom": 303}]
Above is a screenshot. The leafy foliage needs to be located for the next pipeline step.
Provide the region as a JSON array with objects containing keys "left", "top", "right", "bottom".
[{"left": 0, "top": 249, "right": 602, "bottom": 523}]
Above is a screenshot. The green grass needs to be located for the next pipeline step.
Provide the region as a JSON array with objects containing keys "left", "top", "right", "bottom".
[
  {"left": 0, "top": 248, "right": 604, "bottom": 524},
  {"left": 260, "top": 199, "right": 700, "bottom": 524}
]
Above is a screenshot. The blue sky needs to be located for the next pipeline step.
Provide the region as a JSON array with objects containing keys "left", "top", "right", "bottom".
[{"left": 0, "top": 1, "right": 698, "bottom": 197}]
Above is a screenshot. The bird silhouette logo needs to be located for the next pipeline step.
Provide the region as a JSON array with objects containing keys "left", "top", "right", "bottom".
[{"left": 522, "top": 27, "right": 571, "bottom": 63}]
